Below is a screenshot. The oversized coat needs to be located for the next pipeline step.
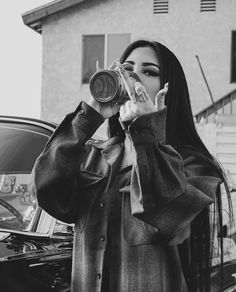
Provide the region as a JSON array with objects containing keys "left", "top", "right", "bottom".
[{"left": 32, "top": 101, "right": 222, "bottom": 292}]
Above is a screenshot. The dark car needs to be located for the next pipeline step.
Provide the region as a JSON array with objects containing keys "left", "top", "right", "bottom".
[
  {"left": 0, "top": 116, "right": 72, "bottom": 292},
  {"left": 0, "top": 115, "right": 236, "bottom": 292}
]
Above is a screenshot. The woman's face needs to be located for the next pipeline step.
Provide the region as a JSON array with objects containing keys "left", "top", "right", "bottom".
[{"left": 122, "top": 46, "right": 161, "bottom": 103}]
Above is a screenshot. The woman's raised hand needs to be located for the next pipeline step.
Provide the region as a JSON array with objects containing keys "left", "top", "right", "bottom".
[
  {"left": 87, "top": 57, "right": 168, "bottom": 121},
  {"left": 119, "top": 81, "right": 168, "bottom": 122}
]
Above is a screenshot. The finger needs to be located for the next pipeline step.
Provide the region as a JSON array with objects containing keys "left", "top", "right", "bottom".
[
  {"left": 116, "top": 63, "right": 137, "bottom": 103},
  {"left": 108, "top": 58, "right": 120, "bottom": 70},
  {"left": 122, "top": 101, "right": 136, "bottom": 121},
  {"left": 125, "top": 100, "right": 132, "bottom": 112},
  {"left": 119, "top": 104, "right": 125, "bottom": 117},
  {"left": 111, "top": 103, "right": 121, "bottom": 115},
  {"left": 134, "top": 82, "right": 150, "bottom": 102},
  {"left": 119, "top": 103, "right": 129, "bottom": 121},
  {"left": 155, "top": 82, "right": 168, "bottom": 110}
]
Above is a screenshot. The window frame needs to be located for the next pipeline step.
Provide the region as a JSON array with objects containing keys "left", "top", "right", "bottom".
[
  {"left": 231, "top": 31, "right": 236, "bottom": 83},
  {"left": 81, "top": 33, "right": 131, "bottom": 84},
  {"left": 81, "top": 34, "right": 105, "bottom": 84}
]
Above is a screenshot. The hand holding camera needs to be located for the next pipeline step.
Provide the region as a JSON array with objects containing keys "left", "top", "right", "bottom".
[{"left": 87, "top": 59, "right": 168, "bottom": 121}]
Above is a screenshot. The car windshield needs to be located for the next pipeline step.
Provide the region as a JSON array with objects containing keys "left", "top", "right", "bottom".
[{"left": 0, "top": 122, "right": 50, "bottom": 231}]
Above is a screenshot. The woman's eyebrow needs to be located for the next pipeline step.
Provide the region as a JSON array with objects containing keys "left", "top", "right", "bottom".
[
  {"left": 142, "top": 62, "right": 160, "bottom": 69},
  {"left": 125, "top": 60, "right": 160, "bottom": 69}
]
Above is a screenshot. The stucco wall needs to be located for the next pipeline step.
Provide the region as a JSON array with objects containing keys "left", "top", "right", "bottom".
[{"left": 40, "top": 0, "right": 236, "bottom": 123}]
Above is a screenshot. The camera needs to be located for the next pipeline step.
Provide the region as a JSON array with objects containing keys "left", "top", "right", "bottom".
[{"left": 89, "top": 69, "right": 140, "bottom": 104}]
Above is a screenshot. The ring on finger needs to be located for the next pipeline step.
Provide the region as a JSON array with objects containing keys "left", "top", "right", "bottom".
[
  {"left": 137, "top": 94, "right": 146, "bottom": 102},
  {"left": 134, "top": 95, "right": 141, "bottom": 103}
]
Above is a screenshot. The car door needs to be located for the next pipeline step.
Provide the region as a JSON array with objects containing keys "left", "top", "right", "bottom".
[{"left": 0, "top": 116, "right": 72, "bottom": 292}]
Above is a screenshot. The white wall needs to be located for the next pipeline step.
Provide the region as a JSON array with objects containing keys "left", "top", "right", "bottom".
[{"left": 41, "top": 0, "right": 236, "bottom": 122}]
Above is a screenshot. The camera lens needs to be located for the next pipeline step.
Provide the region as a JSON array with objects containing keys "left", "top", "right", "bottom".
[{"left": 90, "top": 71, "right": 119, "bottom": 103}]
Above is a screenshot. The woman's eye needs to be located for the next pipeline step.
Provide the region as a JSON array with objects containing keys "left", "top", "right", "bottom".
[
  {"left": 143, "top": 69, "right": 160, "bottom": 77},
  {"left": 122, "top": 64, "right": 133, "bottom": 71}
]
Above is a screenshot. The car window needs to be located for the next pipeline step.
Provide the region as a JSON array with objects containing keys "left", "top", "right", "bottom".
[
  {"left": 0, "top": 122, "right": 50, "bottom": 231},
  {"left": 0, "top": 173, "right": 37, "bottom": 230}
]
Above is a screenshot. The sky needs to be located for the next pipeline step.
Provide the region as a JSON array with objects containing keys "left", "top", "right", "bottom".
[{"left": 0, "top": 1, "right": 52, "bottom": 118}]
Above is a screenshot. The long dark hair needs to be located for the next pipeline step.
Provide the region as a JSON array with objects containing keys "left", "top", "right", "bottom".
[
  {"left": 114, "top": 39, "right": 233, "bottom": 291},
  {"left": 120, "top": 40, "right": 203, "bottom": 149}
]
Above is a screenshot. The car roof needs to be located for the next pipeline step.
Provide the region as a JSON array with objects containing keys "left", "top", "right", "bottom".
[{"left": 0, "top": 115, "right": 57, "bottom": 133}]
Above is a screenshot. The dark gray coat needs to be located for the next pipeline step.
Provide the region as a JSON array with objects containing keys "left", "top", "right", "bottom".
[{"left": 32, "top": 102, "right": 221, "bottom": 292}]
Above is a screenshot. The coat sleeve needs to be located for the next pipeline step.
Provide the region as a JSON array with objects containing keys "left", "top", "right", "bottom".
[
  {"left": 127, "top": 107, "right": 222, "bottom": 244},
  {"left": 31, "top": 102, "right": 105, "bottom": 223}
]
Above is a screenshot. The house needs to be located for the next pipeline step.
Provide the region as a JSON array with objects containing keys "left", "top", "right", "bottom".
[
  {"left": 22, "top": 0, "right": 236, "bottom": 182},
  {"left": 22, "top": 0, "right": 236, "bottom": 122},
  {"left": 196, "top": 90, "right": 236, "bottom": 184}
]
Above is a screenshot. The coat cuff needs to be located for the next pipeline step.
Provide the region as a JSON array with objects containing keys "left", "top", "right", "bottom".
[
  {"left": 48, "top": 101, "right": 104, "bottom": 146},
  {"left": 128, "top": 107, "right": 167, "bottom": 145},
  {"left": 133, "top": 176, "right": 222, "bottom": 244},
  {"left": 72, "top": 101, "right": 105, "bottom": 137}
]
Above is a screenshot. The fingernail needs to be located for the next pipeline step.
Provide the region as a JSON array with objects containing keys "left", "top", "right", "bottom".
[
  {"left": 160, "top": 83, "right": 168, "bottom": 96},
  {"left": 116, "top": 60, "right": 121, "bottom": 67}
]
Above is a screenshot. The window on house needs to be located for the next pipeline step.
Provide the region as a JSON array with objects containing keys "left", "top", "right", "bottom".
[
  {"left": 153, "top": 0, "right": 169, "bottom": 14},
  {"left": 82, "top": 35, "right": 105, "bottom": 84},
  {"left": 231, "top": 31, "right": 236, "bottom": 83},
  {"left": 200, "top": 0, "right": 216, "bottom": 12},
  {"left": 82, "top": 33, "right": 131, "bottom": 84}
]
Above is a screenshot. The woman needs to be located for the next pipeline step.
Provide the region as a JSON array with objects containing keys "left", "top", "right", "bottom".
[{"left": 32, "top": 40, "right": 230, "bottom": 291}]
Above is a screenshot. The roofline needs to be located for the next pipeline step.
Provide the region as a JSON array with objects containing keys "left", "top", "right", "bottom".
[
  {"left": 194, "top": 88, "right": 236, "bottom": 121},
  {"left": 22, "top": 0, "right": 86, "bottom": 34}
]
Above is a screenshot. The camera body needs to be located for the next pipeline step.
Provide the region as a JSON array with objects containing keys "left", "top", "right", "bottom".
[{"left": 89, "top": 69, "right": 140, "bottom": 104}]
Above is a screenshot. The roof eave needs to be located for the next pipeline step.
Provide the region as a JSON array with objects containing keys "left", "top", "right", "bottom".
[{"left": 22, "top": 0, "right": 85, "bottom": 34}]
